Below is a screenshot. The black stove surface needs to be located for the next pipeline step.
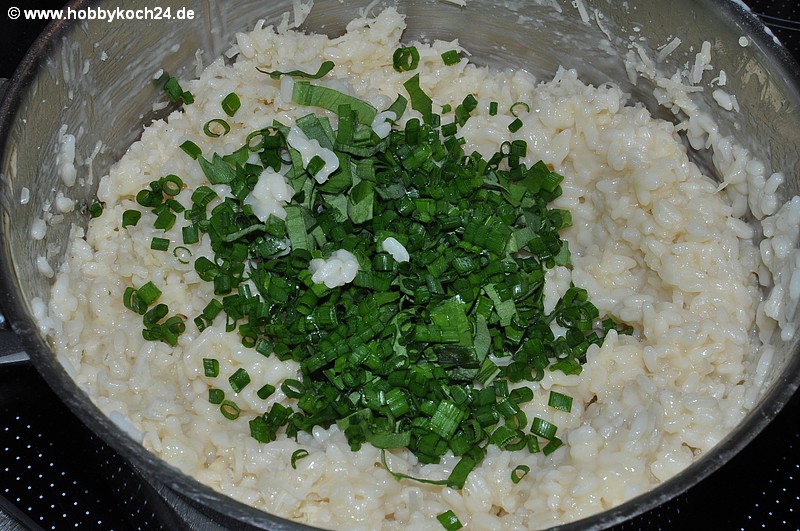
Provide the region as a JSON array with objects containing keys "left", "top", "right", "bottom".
[{"left": 1, "top": 1, "right": 799, "bottom": 530}]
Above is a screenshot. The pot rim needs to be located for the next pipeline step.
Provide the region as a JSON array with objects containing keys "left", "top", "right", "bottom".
[{"left": 0, "top": 1, "right": 799, "bottom": 530}]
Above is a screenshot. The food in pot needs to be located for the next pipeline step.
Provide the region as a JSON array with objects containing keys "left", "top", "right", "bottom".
[{"left": 38, "top": 6, "right": 800, "bottom": 530}]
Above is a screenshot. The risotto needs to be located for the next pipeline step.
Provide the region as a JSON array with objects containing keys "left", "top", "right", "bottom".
[{"left": 41, "top": 5, "right": 798, "bottom": 530}]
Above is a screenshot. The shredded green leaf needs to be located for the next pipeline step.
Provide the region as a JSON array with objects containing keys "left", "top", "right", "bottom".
[
  {"left": 198, "top": 153, "right": 237, "bottom": 185},
  {"left": 403, "top": 73, "right": 433, "bottom": 123},
  {"left": 179, "top": 140, "right": 202, "bottom": 159},
  {"left": 258, "top": 60, "right": 335, "bottom": 80},
  {"left": 293, "top": 81, "right": 378, "bottom": 125}
]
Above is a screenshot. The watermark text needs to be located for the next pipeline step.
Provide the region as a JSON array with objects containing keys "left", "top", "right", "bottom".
[{"left": 8, "top": 6, "right": 195, "bottom": 22}]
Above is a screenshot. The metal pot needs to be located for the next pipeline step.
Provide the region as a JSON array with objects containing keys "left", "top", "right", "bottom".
[{"left": 1, "top": 0, "right": 798, "bottom": 529}]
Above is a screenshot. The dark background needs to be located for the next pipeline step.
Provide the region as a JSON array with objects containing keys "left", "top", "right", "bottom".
[{"left": 1, "top": 1, "right": 799, "bottom": 530}]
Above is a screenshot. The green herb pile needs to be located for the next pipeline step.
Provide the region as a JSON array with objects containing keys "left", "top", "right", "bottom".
[{"left": 119, "top": 49, "right": 627, "bottom": 493}]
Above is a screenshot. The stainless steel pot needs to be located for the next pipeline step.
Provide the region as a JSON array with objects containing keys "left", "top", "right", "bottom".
[{"left": 1, "top": 0, "right": 798, "bottom": 529}]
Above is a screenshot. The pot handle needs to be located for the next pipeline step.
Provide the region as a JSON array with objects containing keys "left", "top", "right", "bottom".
[
  {"left": 0, "top": 314, "right": 29, "bottom": 366},
  {"left": 0, "top": 76, "right": 30, "bottom": 366}
]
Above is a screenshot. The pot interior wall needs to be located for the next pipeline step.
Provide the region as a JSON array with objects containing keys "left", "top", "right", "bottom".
[{"left": 1, "top": 0, "right": 799, "bottom": 529}]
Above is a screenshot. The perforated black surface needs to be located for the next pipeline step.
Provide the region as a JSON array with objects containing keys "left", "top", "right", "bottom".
[
  {"left": 0, "top": 365, "right": 165, "bottom": 531},
  {"left": 752, "top": 0, "right": 800, "bottom": 56},
  {"left": 0, "top": 1, "right": 799, "bottom": 530}
]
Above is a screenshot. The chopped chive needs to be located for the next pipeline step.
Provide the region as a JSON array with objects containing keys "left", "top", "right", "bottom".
[
  {"left": 306, "top": 155, "right": 325, "bottom": 177},
  {"left": 220, "top": 400, "right": 240, "bottom": 420},
  {"left": 122, "top": 287, "right": 147, "bottom": 315},
  {"left": 121, "top": 210, "right": 141, "bottom": 228},
  {"left": 280, "top": 379, "right": 303, "bottom": 399},
  {"left": 203, "top": 358, "right": 220, "bottom": 377},
  {"left": 290, "top": 448, "right": 309, "bottom": 469},
  {"left": 542, "top": 436, "right": 563, "bottom": 456},
  {"left": 393, "top": 46, "right": 420, "bottom": 72},
  {"left": 150, "top": 237, "right": 170, "bottom": 251},
  {"left": 182, "top": 224, "right": 199, "bottom": 245},
  {"left": 160, "top": 174, "right": 183, "bottom": 196},
  {"left": 228, "top": 368, "right": 251, "bottom": 393},
  {"left": 441, "top": 122, "right": 458, "bottom": 137},
  {"left": 203, "top": 118, "right": 231, "bottom": 138},
  {"left": 489, "top": 101, "right": 498, "bottom": 115},
  {"left": 527, "top": 435, "right": 541, "bottom": 454},
  {"left": 163, "top": 75, "right": 194, "bottom": 105},
  {"left": 208, "top": 388, "right": 224, "bottom": 404},
  {"left": 137, "top": 281, "right": 161, "bottom": 305},
  {"left": 255, "top": 339, "right": 273, "bottom": 358},
  {"left": 436, "top": 510, "right": 463, "bottom": 531},
  {"left": 531, "top": 417, "right": 558, "bottom": 440},
  {"left": 153, "top": 209, "right": 177, "bottom": 231},
  {"left": 548, "top": 391, "right": 573, "bottom": 413},
  {"left": 143, "top": 304, "right": 168, "bottom": 328},
  {"left": 163, "top": 76, "right": 182, "bottom": 102},
  {"left": 257, "top": 383, "right": 276, "bottom": 400},
  {"left": 441, "top": 49, "right": 460, "bottom": 66},
  {"left": 88, "top": 202, "right": 103, "bottom": 218},
  {"left": 510, "top": 101, "right": 530, "bottom": 117},
  {"left": 511, "top": 464, "right": 530, "bottom": 484},
  {"left": 221, "top": 92, "right": 241, "bottom": 117},
  {"left": 136, "top": 188, "right": 162, "bottom": 208},
  {"left": 191, "top": 185, "right": 217, "bottom": 207},
  {"left": 430, "top": 401, "right": 466, "bottom": 440},
  {"left": 508, "top": 118, "right": 523, "bottom": 133},
  {"left": 461, "top": 94, "right": 478, "bottom": 112}
]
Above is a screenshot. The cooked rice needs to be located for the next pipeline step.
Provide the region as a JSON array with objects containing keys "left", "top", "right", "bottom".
[{"left": 41, "top": 7, "right": 799, "bottom": 530}]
